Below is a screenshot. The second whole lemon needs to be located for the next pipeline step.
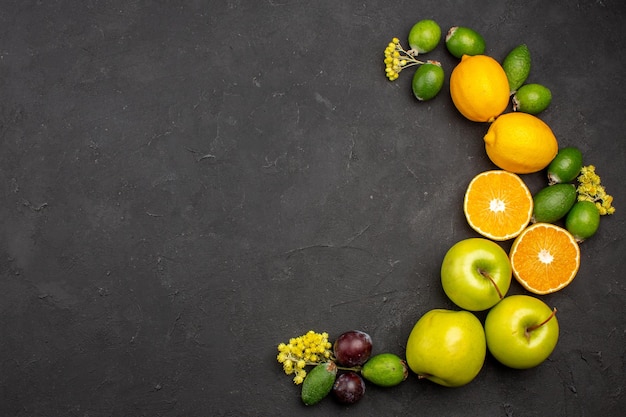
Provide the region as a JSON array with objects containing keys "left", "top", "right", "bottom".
[
  {"left": 484, "top": 112, "right": 558, "bottom": 174},
  {"left": 450, "top": 54, "right": 510, "bottom": 122}
]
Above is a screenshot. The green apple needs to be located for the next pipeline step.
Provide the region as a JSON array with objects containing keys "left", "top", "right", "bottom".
[
  {"left": 441, "top": 238, "right": 512, "bottom": 311},
  {"left": 405, "top": 309, "right": 486, "bottom": 387},
  {"left": 485, "top": 294, "right": 559, "bottom": 369}
]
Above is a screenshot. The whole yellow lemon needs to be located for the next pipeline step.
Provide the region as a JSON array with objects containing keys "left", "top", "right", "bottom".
[
  {"left": 450, "top": 55, "right": 510, "bottom": 122},
  {"left": 484, "top": 112, "right": 558, "bottom": 174}
]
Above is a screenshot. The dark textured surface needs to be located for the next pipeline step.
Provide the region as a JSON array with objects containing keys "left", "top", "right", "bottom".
[{"left": 1, "top": 1, "right": 625, "bottom": 416}]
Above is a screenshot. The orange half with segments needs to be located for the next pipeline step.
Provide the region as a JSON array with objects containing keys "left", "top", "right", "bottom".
[
  {"left": 510, "top": 222, "right": 581, "bottom": 294},
  {"left": 463, "top": 170, "right": 533, "bottom": 241}
]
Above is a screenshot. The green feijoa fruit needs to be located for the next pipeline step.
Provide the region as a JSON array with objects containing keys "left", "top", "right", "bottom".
[
  {"left": 502, "top": 44, "right": 531, "bottom": 93},
  {"left": 412, "top": 61, "right": 444, "bottom": 101},
  {"left": 408, "top": 19, "right": 441, "bottom": 53},
  {"left": 513, "top": 83, "right": 552, "bottom": 115},
  {"left": 566, "top": 201, "right": 600, "bottom": 242},
  {"left": 301, "top": 362, "right": 337, "bottom": 406},
  {"left": 532, "top": 183, "right": 577, "bottom": 223},
  {"left": 547, "top": 146, "right": 583, "bottom": 185},
  {"left": 361, "top": 353, "right": 409, "bottom": 387},
  {"left": 445, "top": 26, "right": 486, "bottom": 59}
]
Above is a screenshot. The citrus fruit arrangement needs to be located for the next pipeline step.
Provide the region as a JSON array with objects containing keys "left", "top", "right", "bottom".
[{"left": 276, "top": 19, "right": 616, "bottom": 406}]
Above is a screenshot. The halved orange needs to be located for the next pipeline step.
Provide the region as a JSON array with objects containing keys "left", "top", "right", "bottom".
[
  {"left": 510, "top": 223, "right": 581, "bottom": 294},
  {"left": 463, "top": 170, "right": 533, "bottom": 241}
]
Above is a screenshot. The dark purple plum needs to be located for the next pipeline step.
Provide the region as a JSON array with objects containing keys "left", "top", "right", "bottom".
[
  {"left": 333, "top": 330, "right": 372, "bottom": 367},
  {"left": 332, "top": 372, "right": 366, "bottom": 404}
]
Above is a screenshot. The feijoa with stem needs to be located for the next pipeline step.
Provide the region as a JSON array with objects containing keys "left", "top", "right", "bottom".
[
  {"left": 361, "top": 353, "right": 409, "bottom": 387},
  {"left": 412, "top": 61, "right": 444, "bottom": 101},
  {"left": 445, "top": 26, "right": 486, "bottom": 58},
  {"left": 547, "top": 147, "right": 583, "bottom": 185},
  {"left": 566, "top": 201, "right": 601, "bottom": 242},
  {"left": 502, "top": 44, "right": 531, "bottom": 94},
  {"left": 301, "top": 362, "right": 338, "bottom": 406},
  {"left": 532, "top": 183, "right": 577, "bottom": 223},
  {"left": 513, "top": 83, "right": 552, "bottom": 115},
  {"left": 408, "top": 19, "right": 441, "bottom": 53}
]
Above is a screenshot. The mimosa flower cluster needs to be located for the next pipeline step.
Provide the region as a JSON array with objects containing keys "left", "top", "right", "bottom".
[
  {"left": 276, "top": 331, "right": 333, "bottom": 385},
  {"left": 577, "top": 165, "right": 615, "bottom": 215},
  {"left": 383, "top": 37, "right": 434, "bottom": 81}
]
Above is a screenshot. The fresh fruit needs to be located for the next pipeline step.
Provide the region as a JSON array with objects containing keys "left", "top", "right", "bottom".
[
  {"left": 502, "top": 44, "right": 531, "bottom": 93},
  {"left": 449, "top": 54, "right": 509, "bottom": 122},
  {"left": 332, "top": 372, "right": 366, "bottom": 404},
  {"left": 408, "top": 19, "right": 441, "bottom": 53},
  {"left": 485, "top": 295, "right": 559, "bottom": 369},
  {"left": 440, "top": 238, "right": 512, "bottom": 311},
  {"left": 566, "top": 201, "right": 601, "bottom": 242},
  {"left": 513, "top": 83, "right": 552, "bottom": 114},
  {"left": 531, "top": 183, "right": 577, "bottom": 223},
  {"left": 333, "top": 331, "right": 373, "bottom": 367},
  {"left": 360, "top": 353, "right": 408, "bottom": 387},
  {"left": 405, "top": 309, "right": 486, "bottom": 387},
  {"left": 412, "top": 61, "right": 444, "bottom": 101},
  {"left": 510, "top": 223, "right": 581, "bottom": 294},
  {"left": 463, "top": 170, "right": 533, "bottom": 241},
  {"left": 547, "top": 147, "right": 584, "bottom": 185},
  {"left": 445, "top": 26, "right": 486, "bottom": 58},
  {"left": 301, "top": 362, "right": 337, "bottom": 405},
  {"left": 484, "top": 112, "right": 558, "bottom": 174}
]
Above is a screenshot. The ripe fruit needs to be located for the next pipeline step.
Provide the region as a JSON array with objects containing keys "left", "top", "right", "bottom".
[
  {"left": 360, "top": 353, "right": 408, "bottom": 387},
  {"left": 513, "top": 83, "right": 552, "bottom": 115},
  {"left": 502, "top": 44, "right": 531, "bottom": 93},
  {"left": 445, "top": 26, "right": 486, "bottom": 58},
  {"left": 408, "top": 19, "right": 441, "bottom": 53},
  {"left": 441, "top": 238, "right": 512, "bottom": 311},
  {"left": 532, "top": 183, "right": 577, "bottom": 223},
  {"left": 301, "top": 362, "right": 337, "bottom": 405},
  {"left": 405, "top": 309, "right": 486, "bottom": 387},
  {"left": 485, "top": 295, "right": 559, "bottom": 369},
  {"left": 484, "top": 112, "right": 558, "bottom": 174},
  {"left": 450, "top": 55, "right": 509, "bottom": 122},
  {"left": 333, "top": 331, "right": 373, "bottom": 367},
  {"left": 547, "top": 147, "right": 583, "bottom": 185},
  {"left": 332, "top": 372, "right": 366, "bottom": 404},
  {"left": 412, "top": 62, "right": 444, "bottom": 101},
  {"left": 566, "top": 201, "right": 601, "bottom": 242},
  {"left": 463, "top": 170, "right": 533, "bottom": 241},
  {"left": 510, "top": 223, "right": 581, "bottom": 294}
]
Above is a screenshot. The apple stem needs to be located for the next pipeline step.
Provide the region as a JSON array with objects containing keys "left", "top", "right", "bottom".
[
  {"left": 478, "top": 268, "right": 503, "bottom": 300},
  {"left": 524, "top": 308, "right": 558, "bottom": 341}
]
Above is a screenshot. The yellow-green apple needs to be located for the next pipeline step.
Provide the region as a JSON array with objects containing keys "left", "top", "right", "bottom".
[
  {"left": 441, "top": 238, "right": 512, "bottom": 311},
  {"left": 485, "top": 294, "right": 559, "bottom": 369},
  {"left": 405, "top": 309, "right": 486, "bottom": 387}
]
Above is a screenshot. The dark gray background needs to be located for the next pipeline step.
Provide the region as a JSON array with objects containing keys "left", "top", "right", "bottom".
[{"left": 1, "top": 1, "right": 624, "bottom": 416}]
